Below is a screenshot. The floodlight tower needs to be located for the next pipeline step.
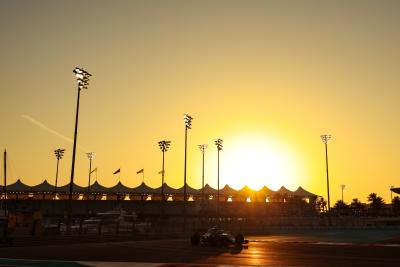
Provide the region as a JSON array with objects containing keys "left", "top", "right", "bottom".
[
  {"left": 198, "top": 144, "right": 208, "bottom": 205},
  {"left": 215, "top": 139, "right": 223, "bottom": 219},
  {"left": 158, "top": 140, "right": 171, "bottom": 201},
  {"left": 340, "top": 184, "right": 345, "bottom": 202},
  {"left": 86, "top": 152, "right": 95, "bottom": 200},
  {"left": 54, "top": 148, "right": 65, "bottom": 194},
  {"left": 68, "top": 67, "right": 91, "bottom": 230},
  {"left": 321, "top": 134, "right": 332, "bottom": 211},
  {"left": 3, "top": 150, "right": 7, "bottom": 216},
  {"left": 183, "top": 113, "right": 193, "bottom": 230}
]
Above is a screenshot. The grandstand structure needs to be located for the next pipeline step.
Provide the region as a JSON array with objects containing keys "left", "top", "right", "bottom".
[
  {"left": 1, "top": 179, "right": 318, "bottom": 203},
  {"left": 391, "top": 187, "right": 400, "bottom": 195}
]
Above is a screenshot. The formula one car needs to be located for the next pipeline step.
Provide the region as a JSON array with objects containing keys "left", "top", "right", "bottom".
[{"left": 191, "top": 227, "right": 248, "bottom": 247}]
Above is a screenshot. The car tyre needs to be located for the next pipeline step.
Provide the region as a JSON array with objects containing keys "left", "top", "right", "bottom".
[{"left": 235, "top": 233, "right": 245, "bottom": 245}]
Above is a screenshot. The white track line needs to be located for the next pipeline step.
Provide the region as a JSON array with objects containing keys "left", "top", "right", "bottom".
[{"left": 79, "top": 263, "right": 303, "bottom": 267}]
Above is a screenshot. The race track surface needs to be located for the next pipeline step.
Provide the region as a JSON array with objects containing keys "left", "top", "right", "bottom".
[{"left": 0, "top": 235, "right": 400, "bottom": 266}]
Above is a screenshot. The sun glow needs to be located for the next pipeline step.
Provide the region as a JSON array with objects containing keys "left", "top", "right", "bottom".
[{"left": 221, "top": 135, "right": 300, "bottom": 190}]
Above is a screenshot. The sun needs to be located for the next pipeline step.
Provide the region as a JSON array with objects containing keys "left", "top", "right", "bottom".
[{"left": 220, "top": 135, "right": 299, "bottom": 190}]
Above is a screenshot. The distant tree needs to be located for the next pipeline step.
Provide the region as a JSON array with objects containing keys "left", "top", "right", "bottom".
[
  {"left": 350, "top": 198, "right": 362, "bottom": 208},
  {"left": 350, "top": 198, "right": 364, "bottom": 215},
  {"left": 367, "top": 193, "right": 377, "bottom": 202},
  {"left": 334, "top": 200, "right": 349, "bottom": 209},
  {"left": 333, "top": 200, "right": 349, "bottom": 215},
  {"left": 367, "top": 193, "right": 385, "bottom": 216},
  {"left": 316, "top": 197, "right": 327, "bottom": 213},
  {"left": 392, "top": 196, "right": 400, "bottom": 215}
]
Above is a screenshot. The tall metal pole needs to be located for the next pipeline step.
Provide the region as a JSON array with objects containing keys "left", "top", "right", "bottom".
[
  {"left": 55, "top": 157, "right": 60, "bottom": 195},
  {"left": 202, "top": 148, "right": 205, "bottom": 205},
  {"left": 3, "top": 150, "right": 7, "bottom": 216},
  {"left": 198, "top": 144, "right": 207, "bottom": 208},
  {"left": 87, "top": 157, "right": 92, "bottom": 200},
  {"left": 85, "top": 156, "right": 93, "bottom": 215},
  {"left": 68, "top": 67, "right": 91, "bottom": 231},
  {"left": 183, "top": 125, "right": 188, "bottom": 229},
  {"left": 321, "top": 134, "right": 331, "bottom": 211},
  {"left": 214, "top": 139, "right": 223, "bottom": 219},
  {"left": 183, "top": 114, "right": 192, "bottom": 231},
  {"left": 324, "top": 141, "right": 330, "bottom": 211},
  {"left": 340, "top": 184, "right": 345, "bottom": 202},
  {"left": 341, "top": 185, "right": 343, "bottom": 202},
  {"left": 54, "top": 148, "right": 65, "bottom": 197},
  {"left": 158, "top": 140, "right": 170, "bottom": 222},
  {"left": 86, "top": 152, "right": 95, "bottom": 202},
  {"left": 217, "top": 148, "right": 220, "bottom": 218},
  {"left": 161, "top": 150, "right": 165, "bottom": 201},
  {"left": 68, "top": 85, "right": 81, "bottom": 227}
]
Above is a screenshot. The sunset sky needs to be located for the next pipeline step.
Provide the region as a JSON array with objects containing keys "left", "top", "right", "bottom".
[{"left": 1, "top": 0, "right": 399, "bottom": 203}]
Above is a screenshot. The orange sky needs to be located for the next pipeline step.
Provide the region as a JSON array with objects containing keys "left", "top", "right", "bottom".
[{"left": 1, "top": 0, "right": 400, "bottom": 203}]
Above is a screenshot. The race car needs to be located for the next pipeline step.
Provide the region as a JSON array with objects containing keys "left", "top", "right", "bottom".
[{"left": 191, "top": 227, "right": 248, "bottom": 247}]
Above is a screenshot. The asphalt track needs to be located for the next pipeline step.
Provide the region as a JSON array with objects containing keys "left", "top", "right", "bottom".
[{"left": 1, "top": 235, "right": 400, "bottom": 266}]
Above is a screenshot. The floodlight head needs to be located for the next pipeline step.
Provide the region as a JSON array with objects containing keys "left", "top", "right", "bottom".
[
  {"left": 73, "top": 67, "right": 83, "bottom": 75},
  {"left": 215, "top": 139, "right": 223, "bottom": 150},
  {"left": 158, "top": 140, "right": 171, "bottom": 152},
  {"left": 165, "top": 140, "right": 171, "bottom": 148},
  {"left": 184, "top": 114, "right": 193, "bottom": 129},
  {"left": 320, "top": 134, "right": 332, "bottom": 144},
  {"left": 86, "top": 152, "right": 96, "bottom": 160},
  {"left": 73, "top": 67, "right": 92, "bottom": 76},
  {"left": 73, "top": 67, "right": 92, "bottom": 90},
  {"left": 198, "top": 144, "right": 208, "bottom": 152},
  {"left": 54, "top": 148, "right": 66, "bottom": 160}
]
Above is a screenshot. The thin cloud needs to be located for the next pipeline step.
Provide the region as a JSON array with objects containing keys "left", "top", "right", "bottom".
[{"left": 21, "top": 114, "right": 86, "bottom": 150}]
